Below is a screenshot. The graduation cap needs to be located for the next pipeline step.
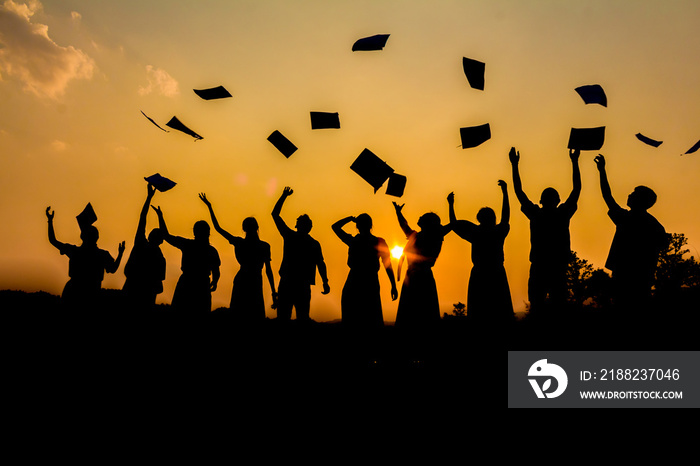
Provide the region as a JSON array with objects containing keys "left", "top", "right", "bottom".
[
  {"left": 462, "top": 57, "right": 485, "bottom": 91},
  {"left": 141, "top": 111, "right": 169, "bottom": 133},
  {"left": 166, "top": 116, "right": 203, "bottom": 140},
  {"left": 352, "top": 34, "right": 390, "bottom": 51},
  {"left": 310, "top": 112, "right": 340, "bottom": 129},
  {"left": 193, "top": 85, "right": 232, "bottom": 100},
  {"left": 683, "top": 139, "right": 700, "bottom": 155},
  {"left": 267, "top": 130, "right": 298, "bottom": 158},
  {"left": 575, "top": 84, "right": 607, "bottom": 107},
  {"left": 350, "top": 149, "right": 394, "bottom": 193},
  {"left": 385, "top": 173, "right": 407, "bottom": 197},
  {"left": 635, "top": 133, "right": 663, "bottom": 148},
  {"left": 145, "top": 173, "right": 177, "bottom": 192},
  {"left": 459, "top": 123, "right": 491, "bottom": 148},
  {"left": 76, "top": 203, "right": 97, "bottom": 229},
  {"left": 568, "top": 126, "right": 605, "bottom": 150}
]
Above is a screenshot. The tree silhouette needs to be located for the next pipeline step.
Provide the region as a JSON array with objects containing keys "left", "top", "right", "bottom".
[{"left": 654, "top": 233, "right": 700, "bottom": 293}]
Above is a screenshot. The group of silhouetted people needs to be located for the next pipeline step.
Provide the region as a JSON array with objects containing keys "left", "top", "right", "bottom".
[{"left": 46, "top": 147, "right": 668, "bottom": 329}]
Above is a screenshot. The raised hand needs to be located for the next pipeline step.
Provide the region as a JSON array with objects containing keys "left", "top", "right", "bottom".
[
  {"left": 509, "top": 147, "right": 520, "bottom": 164},
  {"left": 447, "top": 192, "right": 455, "bottom": 205},
  {"left": 199, "top": 192, "right": 211, "bottom": 206},
  {"left": 594, "top": 154, "right": 606, "bottom": 170},
  {"left": 392, "top": 201, "right": 404, "bottom": 213},
  {"left": 46, "top": 207, "right": 54, "bottom": 221},
  {"left": 569, "top": 148, "right": 580, "bottom": 161},
  {"left": 282, "top": 186, "right": 293, "bottom": 197},
  {"left": 498, "top": 179, "right": 507, "bottom": 191},
  {"left": 118, "top": 241, "right": 126, "bottom": 254},
  {"left": 151, "top": 205, "right": 163, "bottom": 216},
  {"left": 147, "top": 183, "right": 156, "bottom": 198}
]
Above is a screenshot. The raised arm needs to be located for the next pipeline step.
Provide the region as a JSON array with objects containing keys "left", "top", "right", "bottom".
[
  {"left": 151, "top": 205, "right": 181, "bottom": 247},
  {"left": 199, "top": 193, "right": 236, "bottom": 243},
  {"left": 135, "top": 183, "right": 156, "bottom": 242},
  {"left": 378, "top": 239, "right": 398, "bottom": 301},
  {"left": 393, "top": 202, "right": 413, "bottom": 238},
  {"left": 509, "top": 147, "right": 532, "bottom": 206},
  {"left": 594, "top": 155, "right": 620, "bottom": 211},
  {"left": 498, "top": 180, "right": 510, "bottom": 225},
  {"left": 564, "top": 149, "right": 582, "bottom": 207},
  {"left": 331, "top": 216, "right": 355, "bottom": 245},
  {"left": 46, "top": 207, "right": 67, "bottom": 251},
  {"left": 106, "top": 241, "right": 126, "bottom": 274},
  {"left": 446, "top": 193, "right": 475, "bottom": 239},
  {"left": 447, "top": 192, "right": 457, "bottom": 225},
  {"left": 272, "top": 187, "right": 293, "bottom": 235}
]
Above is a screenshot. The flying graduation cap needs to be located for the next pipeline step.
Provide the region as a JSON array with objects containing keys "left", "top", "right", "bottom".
[
  {"left": 386, "top": 173, "right": 407, "bottom": 198},
  {"left": 352, "top": 34, "right": 390, "bottom": 51},
  {"left": 460, "top": 123, "right": 491, "bottom": 149},
  {"left": 568, "top": 127, "right": 605, "bottom": 150},
  {"left": 462, "top": 57, "right": 485, "bottom": 91},
  {"left": 267, "top": 130, "right": 298, "bottom": 158},
  {"left": 76, "top": 203, "right": 97, "bottom": 229},
  {"left": 683, "top": 139, "right": 700, "bottom": 155},
  {"left": 193, "top": 85, "right": 232, "bottom": 100},
  {"left": 351, "top": 149, "right": 395, "bottom": 193},
  {"left": 166, "top": 116, "right": 203, "bottom": 140},
  {"left": 575, "top": 84, "right": 607, "bottom": 107},
  {"left": 145, "top": 173, "right": 177, "bottom": 192},
  {"left": 635, "top": 133, "right": 663, "bottom": 148},
  {"left": 310, "top": 112, "right": 341, "bottom": 129},
  {"left": 141, "top": 111, "right": 169, "bottom": 133}
]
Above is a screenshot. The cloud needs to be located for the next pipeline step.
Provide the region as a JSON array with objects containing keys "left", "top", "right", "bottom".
[
  {"left": 50, "top": 139, "right": 67, "bottom": 151},
  {"left": 138, "top": 65, "right": 179, "bottom": 97},
  {"left": 0, "top": 1, "right": 95, "bottom": 100}
]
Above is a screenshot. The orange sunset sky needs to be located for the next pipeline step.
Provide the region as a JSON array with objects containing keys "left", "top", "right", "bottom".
[{"left": 1, "top": 0, "right": 699, "bottom": 322}]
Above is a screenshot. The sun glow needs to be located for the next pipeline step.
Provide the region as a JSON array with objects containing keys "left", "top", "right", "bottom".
[{"left": 391, "top": 246, "right": 404, "bottom": 260}]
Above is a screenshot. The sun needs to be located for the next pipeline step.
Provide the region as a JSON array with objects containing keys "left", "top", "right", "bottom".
[{"left": 391, "top": 245, "right": 404, "bottom": 260}]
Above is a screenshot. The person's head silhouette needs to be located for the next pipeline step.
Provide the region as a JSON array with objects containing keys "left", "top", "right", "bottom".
[
  {"left": 295, "top": 214, "right": 312, "bottom": 234},
  {"left": 355, "top": 213, "right": 372, "bottom": 234},
  {"left": 242, "top": 217, "right": 259, "bottom": 236},
  {"left": 193, "top": 220, "right": 211, "bottom": 242},
  {"left": 476, "top": 207, "right": 497, "bottom": 227},
  {"left": 627, "top": 186, "right": 657, "bottom": 211},
  {"left": 80, "top": 225, "right": 99, "bottom": 246},
  {"left": 417, "top": 212, "right": 441, "bottom": 233},
  {"left": 540, "top": 187, "right": 560, "bottom": 208},
  {"left": 148, "top": 228, "right": 164, "bottom": 246}
]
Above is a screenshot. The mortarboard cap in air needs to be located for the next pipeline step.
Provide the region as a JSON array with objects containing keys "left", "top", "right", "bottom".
[
  {"left": 460, "top": 123, "right": 491, "bottom": 148},
  {"left": 352, "top": 34, "right": 390, "bottom": 51},
  {"left": 145, "top": 173, "right": 177, "bottom": 192},
  {"left": 385, "top": 173, "right": 407, "bottom": 197},
  {"left": 193, "top": 85, "right": 232, "bottom": 100},
  {"left": 683, "top": 139, "right": 700, "bottom": 155},
  {"left": 267, "top": 130, "right": 298, "bottom": 158},
  {"left": 350, "top": 149, "right": 395, "bottom": 193},
  {"left": 568, "top": 126, "right": 605, "bottom": 150},
  {"left": 166, "top": 116, "right": 203, "bottom": 140},
  {"left": 635, "top": 133, "right": 663, "bottom": 148},
  {"left": 76, "top": 203, "right": 97, "bottom": 228},
  {"left": 462, "top": 57, "right": 485, "bottom": 90},
  {"left": 310, "top": 111, "right": 341, "bottom": 129},
  {"left": 141, "top": 111, "right": 169, "bottom": 133},
  {"left": 575, "top": 84, "right": 607, "bottom": 107}
]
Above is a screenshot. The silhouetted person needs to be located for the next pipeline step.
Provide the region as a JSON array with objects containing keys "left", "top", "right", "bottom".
[
  {"left": 594, "top": 154, "right": 667, "bottom": 313},
  {"left": 122, "top": 183, "right": 166, "bottom": 313},
  {"left": 200, "top": 193, "right": 276, "bottom": 323},
  {"left": 448, "top": 181, "right": 514, "bottom": 323},
  {"left": 46, "top": 207, "right": 125, "bottom": 314},
  {"left": 332, "top": 213, "right": 398, "bottom": 330},
  {"left": 393, "top": 201, "right": 452, "bottom": 329},
  {"left": 152, "top": 206, "right": 220, "bottom": 317},
  {"left": 510, "top": 147, "right": 581, "bottom": 317},
  {"left": 271, "top": 187, "right": 330, "bottom": 322}
]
